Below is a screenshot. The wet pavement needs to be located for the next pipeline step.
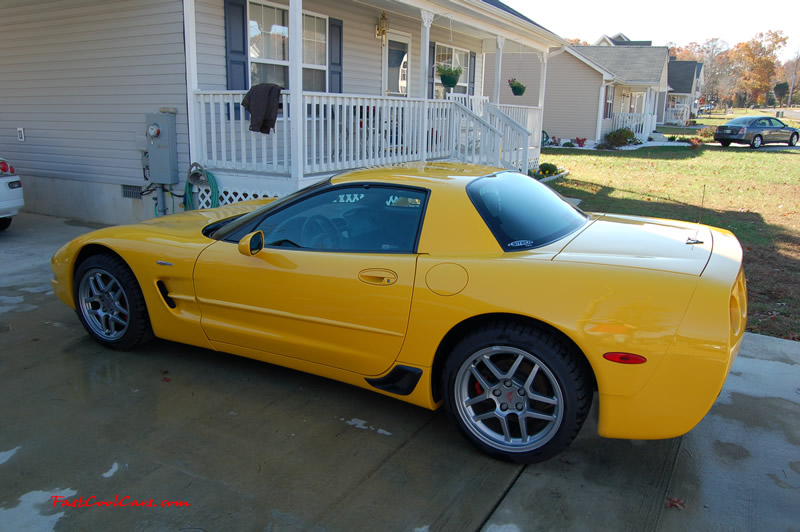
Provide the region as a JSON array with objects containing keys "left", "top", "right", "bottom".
[{"left": 1, "top": 212, "right": 798, "bottom": 531}]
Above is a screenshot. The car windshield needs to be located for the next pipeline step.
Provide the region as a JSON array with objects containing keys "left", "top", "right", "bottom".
[
  {"left": 726, "top": 116, "right": 756, "bottom": 125},
  {"left": 209, "top": 177, "right": 331, "bottom": 240},
  {"left": 467, "top": 171, "right": 588, "bottom": 251}
]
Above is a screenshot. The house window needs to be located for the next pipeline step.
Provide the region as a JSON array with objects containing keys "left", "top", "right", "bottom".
[
  {"left": 603, "top": 85, "right": 614, "bottom": 119},
  {"left": 248, "top": 1, "right": 327, "bottom": 92},
  {"left": 434, "top": 43, "right": 469, "bottom": 99}
]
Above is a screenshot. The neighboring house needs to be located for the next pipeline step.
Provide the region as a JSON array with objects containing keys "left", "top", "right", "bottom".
[
  {"left": 594, "top": 33, "right": 652, "bottom": 47},
  {"left": 484, "top": 47, "right": 614, "bottom": 144},
  {"left": 659, "top": 59, "right": 704, "bottom": 126},
  {"left": 0, "top": 0, "right": 565, "bottom": 225},
  {"left": 485, "top": 44, "right": 669, "bottom": 144}
]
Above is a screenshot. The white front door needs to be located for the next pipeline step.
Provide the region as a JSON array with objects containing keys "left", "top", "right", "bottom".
[{"left": 383, "top": 32, "right": 411, "bottom": 97}]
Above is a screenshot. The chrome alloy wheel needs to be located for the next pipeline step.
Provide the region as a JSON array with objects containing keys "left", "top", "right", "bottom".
[
  {"left": 454, "top": 346, "right": 564, "bottom": 453},
  {"left": 78, "top": 268, "right": 131, "bottom": 341}
]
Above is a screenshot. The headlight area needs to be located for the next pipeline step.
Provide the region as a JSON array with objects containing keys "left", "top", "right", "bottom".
[{"left": 597, "top": 227, "right": 745, "bottom": 440}]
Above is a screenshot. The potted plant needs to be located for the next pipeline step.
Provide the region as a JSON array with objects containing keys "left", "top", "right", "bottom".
[
  {"left": 508, "top": 78, "right": 526, "bottom": 96},
  {"left": 436, "top": 64, "right": 462, "bottom": 88}
]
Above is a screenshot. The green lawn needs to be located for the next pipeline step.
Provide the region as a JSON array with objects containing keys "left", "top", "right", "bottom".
[{"left": 542, "top": 145, "right": 800, "bottom": 340}]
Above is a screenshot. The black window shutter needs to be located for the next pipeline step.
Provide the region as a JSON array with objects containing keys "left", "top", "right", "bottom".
[
  {"left": 224, "top": 0, "right": 248, "bottom": 90},
  {"left": 468, "top": 52, "right": 476, "bottom": 95},
  {"left": 328, "top": 18, "right": 343, "bottom": 93},
  {"left": 428, "top": 42, "right": 436, "bottom": 99}
]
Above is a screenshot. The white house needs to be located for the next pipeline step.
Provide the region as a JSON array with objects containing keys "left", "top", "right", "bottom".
[{"left": 0, "top": 0, "right": 566, "bottom": 224}]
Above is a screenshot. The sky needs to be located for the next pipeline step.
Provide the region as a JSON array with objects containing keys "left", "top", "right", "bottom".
[{"left": 502, "top": 0, "right": 800, "bottom": 63}]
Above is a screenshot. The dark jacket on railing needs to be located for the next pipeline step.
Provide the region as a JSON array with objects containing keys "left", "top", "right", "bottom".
[{"left": 241, "top": 83, "right": 283, "bottom": 134}]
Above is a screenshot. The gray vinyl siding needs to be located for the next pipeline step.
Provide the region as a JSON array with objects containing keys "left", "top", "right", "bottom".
[
  {"left": 0, "top": 0, "right": 189, "bottom": 187},
  {"left": 196, "top": 0, "right": 227, "bottom": 90},
  {"left": 197, "top": 0, "right": 484, "bottom": 97},
  {"left": 483, "top": 52, "right": 542, "bottom": 106}
]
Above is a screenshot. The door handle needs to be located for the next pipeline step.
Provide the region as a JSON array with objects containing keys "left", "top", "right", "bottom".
[{"left": 358, "top": 268, "right": 398, "bottom": 286}]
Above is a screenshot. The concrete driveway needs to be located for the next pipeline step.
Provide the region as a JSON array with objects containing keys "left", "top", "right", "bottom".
[{"left": 1, "top": 212, "right": 798, "bottom": 531}]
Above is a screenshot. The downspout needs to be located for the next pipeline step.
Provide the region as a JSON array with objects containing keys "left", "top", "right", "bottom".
[{"left": 289, "top": 0, "right": 304, "bottom": 184}]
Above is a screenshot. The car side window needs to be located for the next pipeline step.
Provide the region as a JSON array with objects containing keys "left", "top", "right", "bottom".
[
  {"left": 769, "top": 118, "right": 784, "bottom": 127},
  {"left": 755, "top": 119, "right": 769, "bottom": 127},
  {"left": 252, "top": 185, "right": 427, "bottom": 253}
]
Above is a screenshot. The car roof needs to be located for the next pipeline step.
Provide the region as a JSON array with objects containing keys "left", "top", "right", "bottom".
[{"left": 329, "top": 162, "right": 504, "bottom": 191}]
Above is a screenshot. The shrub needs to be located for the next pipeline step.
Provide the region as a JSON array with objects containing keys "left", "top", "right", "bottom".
[
  {"left": 668, "top": 135, "right": 677, "bottom": 141},
  {"left": 688, "top": 137, "right": 703, "bottom": 150},
  {"left": 537, "top": 162, "right": 559, "bottom": 176},
  {"left": 605, "top": 128, "right": 636, "bottom": 147},
  {"left": 698, "top": 126, "right": 715, "bottom": 139},
  {"left": 550, "top": 136, "right": 561, "bottom": 146},
  {"left": 563, "top": 141, "right": 575, "bottom": 147},
  {"left": 595, "top": 142, "right": 616, "bottom": 150},
  {"left": 574, "top": 137, "right": 587, "bottom": 147}
]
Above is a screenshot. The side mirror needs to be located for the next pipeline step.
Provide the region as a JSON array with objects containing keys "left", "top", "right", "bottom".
[{"left": 238, "top": 231, "right": 264, "bottom": 256}]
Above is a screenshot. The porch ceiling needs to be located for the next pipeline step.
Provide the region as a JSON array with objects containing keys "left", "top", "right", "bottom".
[{"left": 352, "top": 0, "right": 566, "bottom": 52}]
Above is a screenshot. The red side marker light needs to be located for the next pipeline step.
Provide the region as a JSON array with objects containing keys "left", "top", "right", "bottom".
[{"left": 603, "top": 352, "right": 647, "bottom": 364}]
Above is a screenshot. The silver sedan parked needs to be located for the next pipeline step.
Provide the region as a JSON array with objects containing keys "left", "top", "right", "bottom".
[{"left": 714, "top": 116, "right": 799, "bottom": 148}]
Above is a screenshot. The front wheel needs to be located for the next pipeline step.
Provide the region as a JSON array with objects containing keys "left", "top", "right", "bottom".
[
  {"left": 442, "top": 322, "right": 591, "bottom": 463},
  {"left": 74, "top": 254, "right": 152, "bottom": 350},
  {"left": 790, "top": 133, "right": 798, "bottom": 147},
  {"left": 750, "top": 135, "right": 763, "bottom": 149}
]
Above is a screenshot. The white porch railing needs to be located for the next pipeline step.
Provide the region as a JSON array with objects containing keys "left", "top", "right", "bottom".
[
  {"left": 611, "top": 112, "right": 657, "bottom": 142},
  {"left": 664, "top": 106, "right": 690, "bottom": 126},
  {"left": 195, "top": 90, "right": 291, "bottom": 174},
  {"left": 193, "top": 90, "right": 540, "bottom": 178}
]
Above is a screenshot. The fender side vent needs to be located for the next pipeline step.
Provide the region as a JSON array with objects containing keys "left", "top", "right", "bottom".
[
  {"left": 156, "top": 281, "right": 176, "bottom": 309},
  {"left": 365, "top": 365, "right": 423, "bottom": 396}
]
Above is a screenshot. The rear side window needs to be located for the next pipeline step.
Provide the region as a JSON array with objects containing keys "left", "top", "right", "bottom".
[{"left": 468, "top": 172, "right": 587, "bottom": 251}]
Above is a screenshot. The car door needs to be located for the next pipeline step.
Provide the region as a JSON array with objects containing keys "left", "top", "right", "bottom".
[
  {"left": 193, "top": 184, "right": 428, "bottom": 376},
  {"left": 769, "top": 118, "right": 789, "bottom": 142}
]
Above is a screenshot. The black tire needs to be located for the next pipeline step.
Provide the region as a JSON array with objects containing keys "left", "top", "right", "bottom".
[
  {"left": 790, "top": 133, "right": 798, "bottom": 147},
  {"left": 0, "top": 217, "right": 11, "bottom": 232},
  {"left": 750, "top": 135, "right": 763, "bottom": 149},
  {"left": 719, "top": 140, "right": 731, "bottom": 147},
  {"left": 73, "top": 254, "right": 153, "bottom": 350},
  {"left": 442, "top": 322, "right": 591, "bottom": 463}
]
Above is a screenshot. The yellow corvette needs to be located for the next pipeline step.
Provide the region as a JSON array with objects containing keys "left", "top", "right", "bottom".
[{"left": 51, "top": 163, "right": 746, "bottom": 462}]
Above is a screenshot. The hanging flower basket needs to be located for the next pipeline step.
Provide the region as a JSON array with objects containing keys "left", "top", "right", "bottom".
[
  {"left": 437, "top": 65, "right": 462, "bottom": 88},
  {"left": 508, "top": 78, "right": 526, "bottom": 96}
]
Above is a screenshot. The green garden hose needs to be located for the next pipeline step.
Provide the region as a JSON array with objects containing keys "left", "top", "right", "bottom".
[{"left": 184, "top": 163, "right": 220, "bottom": 210}]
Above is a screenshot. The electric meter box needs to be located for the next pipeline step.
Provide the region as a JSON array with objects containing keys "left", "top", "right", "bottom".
[{"left": 145, "top": 112, "right": 178, "bottom": 184}]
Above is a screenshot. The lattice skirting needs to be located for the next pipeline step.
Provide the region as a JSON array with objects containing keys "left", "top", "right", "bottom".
[{"left": 194, "top": 173, "right": 301, "bottom": 209}]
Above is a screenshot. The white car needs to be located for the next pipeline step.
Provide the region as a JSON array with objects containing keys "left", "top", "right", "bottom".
[{"left": 0, "top": 157, "right": 24, "bottom": 231}]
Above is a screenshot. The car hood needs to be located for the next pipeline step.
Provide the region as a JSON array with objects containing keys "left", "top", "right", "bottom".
[{"left": 553, "top": 214, "right": 713, "bottom": 276}]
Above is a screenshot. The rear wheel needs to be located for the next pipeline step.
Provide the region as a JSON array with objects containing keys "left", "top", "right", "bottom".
[
  {"left": 719, "top": 140, "right": 731, "bottom": 147},
  {"left": 750, "top": 135, "right": 763, "bottom": 149},
  {"left": 0, "top": 217, "right": 11, "bottom": 232},
  {"left": 442, "top": 322, "right": 591, "bottom": 463},
  {"left": 74, "top": 254, "right": 152, "bottom": 350},
  {"left": 790, "top": 133, "right": 798, "bottom": 147}
]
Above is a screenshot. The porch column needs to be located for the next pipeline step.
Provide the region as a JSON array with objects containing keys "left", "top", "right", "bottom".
[
  {"left": 492, "top": 36, "right": 505, "bottom": 104},
  {"left": 538, "top": 51, "right": 547, "bottom": 108},
  {"left": 289, "top": 0, "right": 304, "bottom": 182},
  {"left": 419, "top": 10, "right": 433, "bottom": 99},
  {"left": 182, "top": 0, "right": 198, "bottom": 164},
  {"left": 596, "top": 83, "right": 608, "bottom": 143},
  {"left": 419, "top": 10, "right": 434, "bottom": 161}
]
